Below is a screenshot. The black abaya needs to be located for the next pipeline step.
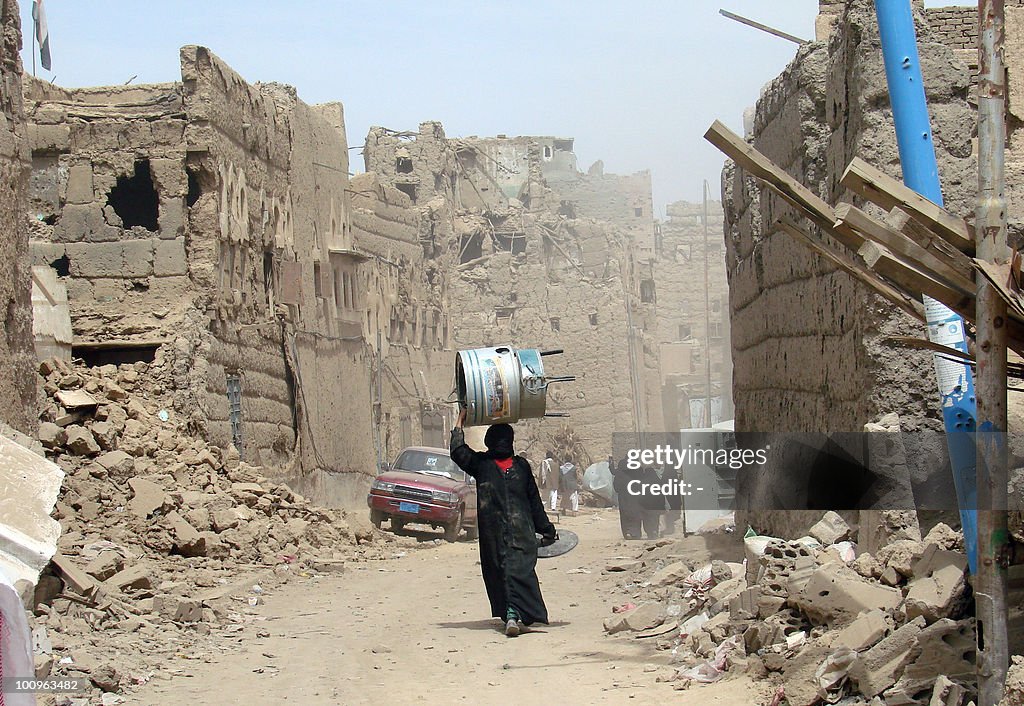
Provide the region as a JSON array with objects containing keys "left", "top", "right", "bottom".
[{"left": 450, "top": 427, "right": 555, "bottom": 625}]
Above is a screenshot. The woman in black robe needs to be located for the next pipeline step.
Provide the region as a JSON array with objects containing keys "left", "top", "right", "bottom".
[
  {"left": 449, "top": 411, "right": 557, "bottom": 636},
  {"left": 611, "top": 458, "right": 643, "bottom": 539}
]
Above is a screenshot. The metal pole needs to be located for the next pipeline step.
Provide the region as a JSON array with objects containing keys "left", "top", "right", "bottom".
[
  {"left": 703, "top": 180, "right": 713, "bottom": 427},
  {"left": 975, "top": 1, "right": 1010, "bottom": 702},
  {"left": 874, "top": 0, "right": 980, "bottom": 573}
]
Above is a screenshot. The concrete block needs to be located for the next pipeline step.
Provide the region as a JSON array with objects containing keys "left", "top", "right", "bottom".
[
  {"left": 64, "top": 425, "right": 100, "bottom": 456},
  {"left": 888, "top": 619, "right": 975, "bottom": 700},
  {"left": 848, "top": 616, "right": 927, "bottom": 698},
  {"left": 84, "top": 551, "right": 123, "bottom": 581},
  {"left": 120, "top": 239, "right": 156, "bottom": 278},
  {"left": 65, "top": 164, "right": 94, "bottom": 205},
  {"left": 790, "top": 562, "right": 903, "bottom": 625},
  {"left": 809, "top": 511, "right": 851, "bottom": 545},
  {"left": 153, "top": 595, "right": 202, "bottom": 622},
  {"left": 28, "top": 124, "right": 71, "bottom": 153},
  {"left": 604, "top": 602, "right": 664, "bottom": 634},
  {"left": 149, "top": 158, "right": 187, "bottom": 196},
  {"left": 98, "top": 450, "right": 135, "bottom": 479},
  {"left": 154, "top": 237, "right": 187, "bottom": 276},
  {"left": 904, "top": 563, "right": 966, "bottom": 622},
  {"left": 911, "top": 543, "right": 967, "bottom": 580},
  {"left": 730, "top": 586, "right": 760, "bottom": 620},
  {"left": 106, "top": 565, "right": 153, "bottom": 591},
  {"left": 158, "top": 197, "right": 184, "bottom": 240},
  {"left": 127, "top": 477, "right": 168, "bottom": 517},
  {"left": 835, "top": 608, "right": 889, "bottom": 651},
  {"left": 54, "top": 204, "right": 114, "bottom": 243}
]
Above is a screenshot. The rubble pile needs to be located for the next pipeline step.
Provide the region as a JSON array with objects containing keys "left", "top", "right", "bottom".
[
  {"left": 603, "top": 512, "right": 978, "bottom": 705},
  {"left": 26, "top": 355, "right": 391, "bottom": 703}
]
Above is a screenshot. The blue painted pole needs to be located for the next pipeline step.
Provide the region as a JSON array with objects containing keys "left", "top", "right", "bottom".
[{"left": 874, "top": 0, "right": 979, "bottom": 573}]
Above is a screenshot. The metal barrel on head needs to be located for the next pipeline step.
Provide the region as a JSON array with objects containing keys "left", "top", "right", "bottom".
[{"left": 455, "top": 346, "right": 574, "bottom": 426}]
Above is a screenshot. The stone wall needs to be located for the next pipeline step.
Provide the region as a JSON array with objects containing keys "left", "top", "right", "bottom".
[
  {"left": 724, "top": 0, "right": 978, "bottom": 536},
  {"left": 0, "top": 0, "right": 37, "bottom": 434}
]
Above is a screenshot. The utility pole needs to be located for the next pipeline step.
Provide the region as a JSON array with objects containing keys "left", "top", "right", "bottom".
[
  {"left": 975, "top": 1, "right": 1010, "bottom": 702},
  {"left": 702, "top": 180, "right": 713, "bottom": 427}
]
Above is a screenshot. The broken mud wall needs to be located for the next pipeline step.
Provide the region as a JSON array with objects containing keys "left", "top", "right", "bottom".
[
  {"left": 23, "top": 47, "right": 454, "bottom": 508},
  {"left": 655, "top": 200, "right": 731, "bottom": 428},
  {"left": 723, "top": 0, "right": 977, "bottom": 537},
  {"left": 0, "top": 0, "right": 38, "bottom": 434}
]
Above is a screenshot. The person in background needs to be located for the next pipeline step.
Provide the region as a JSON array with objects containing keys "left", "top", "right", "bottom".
[
  {"left": 559, "top": 458, "right": 579, "bottom": 514},
  {"left": 662, "top": 464, "right": 683, "bottom": 535},
  {"left": 540, "top": 450, "right": 559, "bottom": 512},
  {"left": 639, "top": 464, "right": 666, "bottom": 540},
  {"left": 449, "top": 409, "right": 557, "bottom": 637},
  {"left": 611, "top": 458, "right": 642, "bottom": 539}
]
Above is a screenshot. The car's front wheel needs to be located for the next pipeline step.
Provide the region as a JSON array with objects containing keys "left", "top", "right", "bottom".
[
  {"left": 443, "top": 508, "right": 463, "bottom": 543},
  {"left": 463, "top": 523, "right": 478, "bottom": 541},
  {"left": 370, "top": 509, "right": 385, "bottom": 529}
]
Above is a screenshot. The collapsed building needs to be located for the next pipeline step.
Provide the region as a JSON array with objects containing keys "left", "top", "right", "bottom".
[
  {"left": 363, "top": 124, "right": 672, "bottom": 460},
  {"left": 23, "top": 47, "right": 453, "bottom": 504},
  {"left": 0, "top": 0, "right": 36, "bottom": 435}
]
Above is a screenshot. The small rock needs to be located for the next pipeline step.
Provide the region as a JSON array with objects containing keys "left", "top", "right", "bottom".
[{"left": 64, "top": 426, "right": 100, "bottom": 456}]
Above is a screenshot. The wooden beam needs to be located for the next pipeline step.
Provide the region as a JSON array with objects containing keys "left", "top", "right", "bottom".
[
  {"left": 840, "top": 158, "right": 975, "bottom": 254},
  {"left": 835, "top": 202, "right": 975, "bottom": 292},
  {"left": 704, "top": 120, "right": 836, "bottom": 231},
  {"left": 776, "top": 217, "right": 925, "bottom": 322},
  {"left": 859, "top": 240, "right": 975, "bottom": 314},
  {"left": 887, "top": 206, "right": 977, "bottom": 282},
  {"left": 973, "top": 258, "right": 1024, "bottom": 320}
]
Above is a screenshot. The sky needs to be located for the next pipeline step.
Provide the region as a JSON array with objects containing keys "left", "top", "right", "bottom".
[{"left": 17, "top": 1, "right": 966, "bottom": 215}]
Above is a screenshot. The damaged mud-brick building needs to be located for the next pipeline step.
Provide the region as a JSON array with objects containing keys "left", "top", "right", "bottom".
[
  {"left": 23, "top": 46, "right": 454, "bottom": 506},
  {"left": 363, "top": 123, "right": 664, "bottom": 461},
  {"left": 655, "top": 199, "right": 732, "bottom": 429},
  {"left": 720, "top": 0, "right": 1024, "bottom": 538},
  {"left": 0, "top": 0, "right": 36, "bottom": 435}
]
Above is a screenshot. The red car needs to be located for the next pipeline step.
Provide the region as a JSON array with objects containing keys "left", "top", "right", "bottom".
[{"left": 367, "top": 446, "right": 478, "bottom": 542}]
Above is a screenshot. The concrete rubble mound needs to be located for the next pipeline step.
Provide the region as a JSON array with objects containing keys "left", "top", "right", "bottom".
[
  {"left": 26, "top": 355, "right": 396, "bottom": 703},
  {"left": 602, "top": 514, "right": 978, "bottom": 705}
]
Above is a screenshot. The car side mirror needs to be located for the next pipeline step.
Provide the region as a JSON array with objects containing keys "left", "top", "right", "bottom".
[{"left": 380, "top": 462, "right": 391, "bottom": 472}]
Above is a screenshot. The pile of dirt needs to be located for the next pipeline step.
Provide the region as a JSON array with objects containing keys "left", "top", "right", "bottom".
[
  {"left": 603, "top": 512, "right": 979, "bottom": 705},
  {"left": 26, "top": 355, "right": 400, "bottom": 704}
]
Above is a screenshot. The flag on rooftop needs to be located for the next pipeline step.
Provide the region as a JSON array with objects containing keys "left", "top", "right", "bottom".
[{"left": 32, "top": 0, "right": 51, "bottom": 71}]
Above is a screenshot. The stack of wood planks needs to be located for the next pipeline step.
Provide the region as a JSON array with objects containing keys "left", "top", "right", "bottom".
[{"left": 705, "top": 119, "right": 1024, "bottom": 362}]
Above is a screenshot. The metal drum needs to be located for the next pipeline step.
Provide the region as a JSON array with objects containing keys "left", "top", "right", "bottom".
[{"left": 456, "top": 346, "right": 573, "bottom": 427}]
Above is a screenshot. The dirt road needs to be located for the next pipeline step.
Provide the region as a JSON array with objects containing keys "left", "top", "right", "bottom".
[{"left": 123, "top": 509, "right": 769, "bottom": 705}]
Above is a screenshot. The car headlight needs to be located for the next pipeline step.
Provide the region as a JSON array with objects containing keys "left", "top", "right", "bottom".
[
  {"left": 431, "top": 489, "right": 456, "bottom": 504},
  {"left": 372, "top": 479, "right": 395, "bottom": 493}
]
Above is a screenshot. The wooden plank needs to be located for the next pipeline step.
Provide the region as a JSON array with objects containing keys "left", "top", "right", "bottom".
[
  {"left": 840, "top": 158, "right": 975, "bottom": 254},
  {"left": 776, "top": 217, "right": 925, "bottom": 322},
  {"left": 859, "top": 241, "right": 975, "bottom": 313},
  {"left": 973, "top": 258, "right": 1024, "bottom": 320},
  {"left": 887, "top": 206, "right": 977, "bottom": 282},
  {"left": 704, "top": 120, "right": 836, "bottom": 231},
  {"left": 835, "top": 202, "right": 975, "bottom": 292}
]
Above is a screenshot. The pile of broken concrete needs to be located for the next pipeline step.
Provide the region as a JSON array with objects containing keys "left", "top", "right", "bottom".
[
  {"left": 604, "top": 511, "right": 977, "bottom": 705},
  {"left": 26, "top": 355, "right": 387, "bottom": 704}
]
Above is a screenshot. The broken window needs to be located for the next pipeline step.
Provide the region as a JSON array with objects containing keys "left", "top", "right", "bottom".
[
  {"left": 679, "top": 324, "right": 691, "bottom": 340},
  {"left": 313, "top": 262, "right": 323, "bottom": 299},
  {"left": 494, "top": 232, "right": 525, "bottom": 254},
  {"left": 459, "top": 232, "right": 483, "bottom": 264},
  {"left": 264, "top": 252, "right": 275, "bottom": 310},
  {"left": 187, "top": 168, "right": 202, "bottom": 207},
  {"left": 396, "top": 183, "right": 417, "bottom": 204},
  {"left": 640, "top": 279, "right": 656, "bottom": 304},
  {"left": 710, "top": 321, "right": 723, "bottom": 339},
  {"left": 107, "top": 160, "right": 160, "bottom": 231},
  {"left": 496, "top": 307, "right": 514, "bottom": 326},
  {"left": 50, "top": 254, "right": 70, "bottom": 278},
  {"left": 634, "top": 207, "right": 643, "bottom": 217},
  {"left": 550, "top": 317, "right": 560, "bottom": 332},
  {"left": 589, "top": 313, "right": 598, "bottom": 326},
  {"left": 542, "top": 145, "right": 552, "bottom": 160},
  {"left": 396, "top": 157, "right": 414, "bottom": 174},
  {"left": 73, "top": 342, "right": 158, "bottom": 367}
]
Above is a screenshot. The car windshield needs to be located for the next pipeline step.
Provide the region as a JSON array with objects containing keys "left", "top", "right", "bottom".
[{"left": 393, "top": 450, "right": 466, "bottom": 482}]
